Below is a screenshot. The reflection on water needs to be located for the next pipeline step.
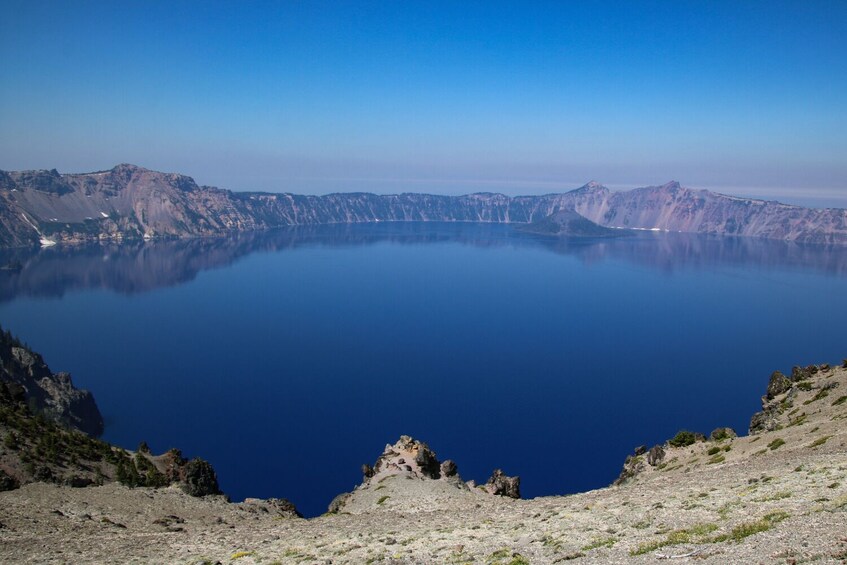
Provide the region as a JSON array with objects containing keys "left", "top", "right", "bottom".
[{"left": 1, "top": 223, "right": 847, "bottom": 302}]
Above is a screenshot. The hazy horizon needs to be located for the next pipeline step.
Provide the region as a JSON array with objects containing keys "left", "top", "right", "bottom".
[{"left": 2, "top": 2, "right": 846, "bottom": 207}]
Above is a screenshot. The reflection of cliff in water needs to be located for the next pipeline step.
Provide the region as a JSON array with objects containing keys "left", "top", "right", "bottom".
[{"left": 1, "top": 223, "right": 846, "bottom": 302}]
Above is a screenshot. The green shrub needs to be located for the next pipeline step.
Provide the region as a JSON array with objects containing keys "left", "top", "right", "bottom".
[
  {"left": 668, "top": 430, "right": 698, "bottom": 448},
  {"left": 767, "top": 438, "right": 785, "bottom": 450},
  {"left": 808, "top": 436, "right": 831, "bottom": 448}
]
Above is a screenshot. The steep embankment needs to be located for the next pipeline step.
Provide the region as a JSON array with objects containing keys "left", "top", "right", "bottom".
[
  {"left": 0, "top": 353, "right": 846, "bottom": 563},
  {"left": 0, "top": 336, "right": 227, "bottom": 498},
  {"left": 0, "top": 327, "right": 102, "bottom": 436},
  {"left": 2, "top": 164, "right": 846, "bottom": 247}
]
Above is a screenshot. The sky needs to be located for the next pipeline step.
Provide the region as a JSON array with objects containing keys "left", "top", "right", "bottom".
[{"left": 1, "top": 1, "right": 846, "bottom": 205}]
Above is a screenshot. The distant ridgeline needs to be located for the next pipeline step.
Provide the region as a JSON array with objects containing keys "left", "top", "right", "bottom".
[{"left": 1, "top": 164, "right": 846, "bottom": 247}]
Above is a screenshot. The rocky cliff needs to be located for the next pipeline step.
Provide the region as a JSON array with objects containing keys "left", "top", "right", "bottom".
[
  {"left": 0, "top": 327, "right": 103, "bottom": 436},
  {"left": 2, "top": 164, "right": 846, "bottom": 247}
]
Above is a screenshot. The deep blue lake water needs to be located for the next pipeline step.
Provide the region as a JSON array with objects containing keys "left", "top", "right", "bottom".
[{"left": 1, "top": 223, "right": 847, "bottom": 517}]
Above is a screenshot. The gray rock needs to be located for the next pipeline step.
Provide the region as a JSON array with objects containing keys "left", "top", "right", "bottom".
[
  {"left": 327, "top": 492, "right": 350, "bottom": 514},
  {"left": 240, "top": 498, "right": 301, "bottom": 518},
  {"left": 749, "top": 406, "right": 780, "bottom": 434},
  {"left": 709, "top": 427, "right": 737, "bottom": 441},
  {"left": 647, "top": 445, "right": 665, "bottom": 466},
  {"left": 440, "top": 460, "right": 458, "bottom": 477}
]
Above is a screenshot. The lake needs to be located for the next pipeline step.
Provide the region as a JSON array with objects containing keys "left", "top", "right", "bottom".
[{"left": 1, "top": 223, "right": 846, "bottom": 517}]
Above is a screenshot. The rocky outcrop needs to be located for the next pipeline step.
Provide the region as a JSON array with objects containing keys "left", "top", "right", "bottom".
[
  {"left": 485, "top": 469, "right": 521, "bottom": 498},
  {"left": 2, "top": 165, "right": 846, "bottom": 247},
  {"left": 238, "top": 497, "right": 302, "bottom": 519},
  {"left": 367, "top": 436, "right": 457, "bottom": 483},
  {"left": 709, "top": 427, "right": 737, "bottom": 441},
  {"left": 646, "top": 445, "right": 665, "bottom": 466},
  {"left": 766, "top": 370, "right": 792, "bottom": 400},
  {"left": 328, "top": 435, "right": 520, "bottom": 514},
  {"left": 182, "top": 458, "right": 221, "bottom": 497},
  {"left": 745, "top": 365, "right": 842, "bottom": 435},
  {"left": 0, "top": 328, "right": 103, "bottom": 436}
]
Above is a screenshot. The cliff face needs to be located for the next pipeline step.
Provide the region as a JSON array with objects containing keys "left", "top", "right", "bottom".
[
  {"left": 0, "top": 328, "right": 103, "bottom": 437},
  {"left": 2, "top": 164, "right": 846, "bottom": 247}
]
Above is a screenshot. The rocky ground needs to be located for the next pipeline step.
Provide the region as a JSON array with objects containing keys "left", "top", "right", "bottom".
[{"left": 1, "top": 363, "right": 846, "bottom": 564}]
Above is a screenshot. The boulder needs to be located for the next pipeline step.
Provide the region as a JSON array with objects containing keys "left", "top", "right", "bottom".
[
  {"left": 440, "top": 460, "right": 458, "bottom": 478},
  {"left": 413, "top": 444, "right": 441, "bottom": 479},
  {"left": 182, "top": 458, "right": 221, "bottom": 497},
  {"left": 647, "top": 445, "right": 665, "bottom": 466},
  {"left": 790, "top": 366, "right": 809, "bottom": 382},
  {"left": 766, "top": 370, "right": 792, "bottom": 400},
  {"left": 709, "top": 427, "right": 737, "bottom": 441},
  {"left": 485, "top": 469, "right": 520, "bottom": 498},
  {"left": 634, "top": 445, "right": 647, "bottom": 456},
  {"left": 749, "top": 406, "right": 780, "bottom": 434},
  {"left": 240, "top": 498, "right": 302, "bottom": 518}
]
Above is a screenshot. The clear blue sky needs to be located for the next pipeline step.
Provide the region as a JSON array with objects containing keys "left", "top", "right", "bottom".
[{"left": 1, "top": 1, "right": 846, "bottom": 204}]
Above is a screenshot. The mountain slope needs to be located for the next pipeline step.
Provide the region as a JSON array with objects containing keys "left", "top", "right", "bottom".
[{"left": 2, "top": 165, "right": 846, "bottom": 247}]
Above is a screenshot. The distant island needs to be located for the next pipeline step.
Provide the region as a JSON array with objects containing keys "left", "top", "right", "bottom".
[{"left": 1, "top": 164, "right": 847, "bottom": 247}]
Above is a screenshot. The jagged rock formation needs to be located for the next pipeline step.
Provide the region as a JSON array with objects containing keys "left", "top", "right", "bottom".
[
  {"left": 749, "top": 363, "right": 840, "bottom": 434},
  {"left": 0, "top": 327, "right": 103, "bottom": 436},
  {"left": 484, "top": 469, "right": 521, "bottom": 498},
  {"left": 328, "top": 435, "right": 520, "bottom": 515},
  {"left": 2, "top": 164, "right": 846, "bottom": 247}
]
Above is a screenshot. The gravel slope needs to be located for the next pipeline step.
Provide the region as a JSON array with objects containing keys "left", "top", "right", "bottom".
[{"left": 1, "top": 365, "right": 846, "bottom": 564}]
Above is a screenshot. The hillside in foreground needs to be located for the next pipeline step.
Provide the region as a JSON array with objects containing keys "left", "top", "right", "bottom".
[{"left": 0, "top": 341, "right": 845, "bottom": 563}]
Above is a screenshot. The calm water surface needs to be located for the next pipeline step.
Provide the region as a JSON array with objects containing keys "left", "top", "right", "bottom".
[{"left": 1, "top": 223, "right": 846, "bottom": 517}]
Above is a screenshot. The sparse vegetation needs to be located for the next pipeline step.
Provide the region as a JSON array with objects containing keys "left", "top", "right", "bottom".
[
  {"left": 727, "top": 511, "right": 790, "bottom": 542},
  {"left": 804, "top": 389, "right": 830, "bottom": 404},
  {"left": 630, "top": 523, "right": 718, "bottom": 555},
  {"left": 768, "top": 438, "right": 785, "bottom": 450},
  {"left": 808, "top": 435, "right": 832, "bottom": 448},
  {"left": 581, "top": 536, "right": 617, "bottom": 551},
  {"left": 668, "top": 430, "right": 699, "bottom": 448},
  {"left": 377, "top": 495, "right": 390, "bottom": 505}
]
